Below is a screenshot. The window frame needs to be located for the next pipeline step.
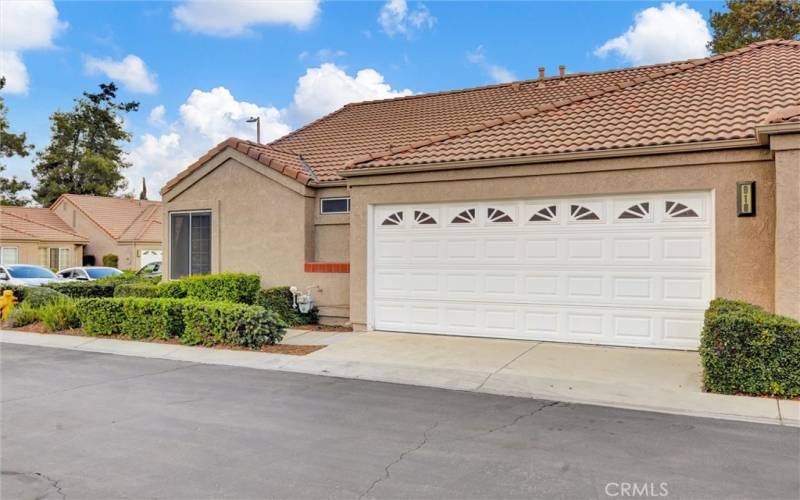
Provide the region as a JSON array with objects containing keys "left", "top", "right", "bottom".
[
  {"left": 320, "top": 197, "right": 351, "bottom": 215},
  {"left": 0, "top": 246, "right": 18, "bottom": 266},
  {"left": 169, "top": 210, "right": 212, "bottom": 280}
]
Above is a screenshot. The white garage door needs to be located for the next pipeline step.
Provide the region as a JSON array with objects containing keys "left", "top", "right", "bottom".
[{"left": 371, "top": 192, "right": 713, "bottom": 349}]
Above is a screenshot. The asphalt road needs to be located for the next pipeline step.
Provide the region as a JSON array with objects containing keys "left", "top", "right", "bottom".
[{"left": 1, "top": 343, "right": 798, "bottom": 500}]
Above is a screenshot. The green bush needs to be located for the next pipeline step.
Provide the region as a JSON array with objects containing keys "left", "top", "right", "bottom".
[
  {"left": 76, "top": 298, "right": 185, "bottom": 339},
  {"left": 181, "top": 273, "right": 260, "bottom": 304},
  {"left": 44, "top": 281, "right": 116, "bottom": 298},
  {"left": 114, "top": 281, "right": 187, "bottom": 299},
  {"left": 181, "top": 301, "right": 284, "bottom": 347},
  {"left": 102, "top": 254, "right": 119, "bottom": 267},
  {"left": 114, "top": 283, "right": 161, "bottom": 298},
  {"left": 38, "top": 298, "right": 80, "bottom": 332},
  {"left": 700, "top": 299, "right": 800, "bottom": 398},
  {"left": 157, "top": 280, "right": 187, "bottom": 298},
  {"left": 257, "top": 287, "right": 319, "bottom": 326},
  {"left": 23, "top": 286, "right": 66, "bottom": 308},
  {"left": 7, "top": 302, "right": 39, "bottom": 327}
]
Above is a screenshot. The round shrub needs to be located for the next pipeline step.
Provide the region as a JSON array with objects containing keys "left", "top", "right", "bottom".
[{"left": 23, "top": 286, "right": 67, "bottom": 308}]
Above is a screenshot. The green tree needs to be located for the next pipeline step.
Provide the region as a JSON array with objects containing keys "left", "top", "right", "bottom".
[
  {"left": 0, "top": 77, "right": 34, "bottom": 206},
  {"left": 32, "top": 82, "right": 139, "bottom": 207},
  {"left": 709, "top": 0, "right": 800, "bottom": 53}
]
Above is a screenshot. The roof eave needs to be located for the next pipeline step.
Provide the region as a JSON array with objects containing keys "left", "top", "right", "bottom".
[
  {"left": 755, "top": 121, "right": 800, "bottom": 144},
  {"left": 339, "top": 137, "right": 762, "bottom": 178}
]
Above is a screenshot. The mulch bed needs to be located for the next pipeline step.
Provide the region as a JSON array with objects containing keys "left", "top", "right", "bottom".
[
  {"left": 293, "top": 323, "right": 353, "bottom": 332},
  {"left": 6, "top": 322, "right": 324, "bottom": 356}
]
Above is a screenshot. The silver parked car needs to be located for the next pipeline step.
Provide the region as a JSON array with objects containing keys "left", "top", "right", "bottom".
[
  {"left": 57, "top": 266, "right": 123, "bottom": 281},
  {"left": 0, "top": 264, "right": 64, "bottom": 287}
]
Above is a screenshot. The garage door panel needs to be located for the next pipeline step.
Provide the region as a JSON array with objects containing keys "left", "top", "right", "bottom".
[{"left": 372, "top": 192, "right": 712, "bottom": 349}]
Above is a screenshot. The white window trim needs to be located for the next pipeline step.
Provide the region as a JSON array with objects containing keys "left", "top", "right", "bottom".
[
  {"left": 0, "top": 246, "right": 19, "bottom": 265},
  {"left": 169, "top": 210, "right": 212, "bottom": 280},
  {"left": 320, "top": 197, "right": 351, "bottom": 214}
]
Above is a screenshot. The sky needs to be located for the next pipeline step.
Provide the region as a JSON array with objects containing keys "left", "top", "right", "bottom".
[{"left": 0, "top": 0, "right": 725, "bottom": 200}]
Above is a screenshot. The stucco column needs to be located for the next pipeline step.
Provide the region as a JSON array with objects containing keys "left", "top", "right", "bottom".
[{"left": 771, "top": 134, "right": 800, "bottom": 320}]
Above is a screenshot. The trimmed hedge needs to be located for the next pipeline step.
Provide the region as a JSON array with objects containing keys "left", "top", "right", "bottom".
[
  {"left": 102, "top": 254, "right": 119, "bottom": 267},
  {"left": 114, "top": 281, "right": 187, "bottom": 299},
  {"left": 182, "top": 301, "right": 284, "bottom": 347},
  {"left": 75, "top": 296, "right": 284, "bottom": 346},
  {"left": 700, "top": 299, "right": 800, "bottom": 398},
  {"left": 76, "top": 298, "right": 186, "bottom": 340},
  {"left": 23, "top": 286, "right": 66, "bottom": 308},
  {"left": 181, "top": 273, "right": 260, "bottom": 304},
  {"left": 44, "top": 281, "right": 115, "bottom": 298},
  {"left": 257, "top": 287, "right": 319, "bottom": 326}
]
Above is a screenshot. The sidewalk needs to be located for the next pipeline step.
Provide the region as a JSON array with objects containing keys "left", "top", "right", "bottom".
[{"left": 2, "top": 329, "right": 797, "bottom": 427}]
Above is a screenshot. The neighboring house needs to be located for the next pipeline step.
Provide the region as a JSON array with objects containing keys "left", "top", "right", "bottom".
[
  {"left": 0, "top": 206, "right": 88, "bottom": 269},
  {"left": 161, "top": 40, "right": 800, "bottom": 347},
  {"left": 50, "top": 194, "right": 163, "bottom": 270}
]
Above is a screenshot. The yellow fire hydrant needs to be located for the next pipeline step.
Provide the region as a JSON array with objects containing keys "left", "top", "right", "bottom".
[{"left": 0, "top": 290, "right": 18, "bottom": 320}]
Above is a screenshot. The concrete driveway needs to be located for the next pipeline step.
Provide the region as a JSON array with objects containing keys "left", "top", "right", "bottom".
[{"left": 2, "top": 343, "right": 798, "bottom": 500}]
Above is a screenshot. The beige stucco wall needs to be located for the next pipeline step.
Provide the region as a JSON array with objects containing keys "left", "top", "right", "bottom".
[
  {"left": 162, "top": 151, "right": 351, "bottom": 322},
  {"left": 771, "top": 134, "right": 800, "bottom": 319},
  {"left": 0, "top": 240, "right": 83, "bottom": 269},
  {"left": 53, "top": 198, "right": 120, "bottom": 267},
  {"left": 347, "top": 147, "right": 777, "bottom": 329}
]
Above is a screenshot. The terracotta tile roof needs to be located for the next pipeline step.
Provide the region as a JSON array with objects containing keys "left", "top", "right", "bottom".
[
  {"left": 0, "top": 206, "right": 88, "bottom": 243},
  {"left": 161, "top": 138, "right": 313, "bottom": 194},
  {"left": 52, "top": 194, "right": 163, "bottom": 243},
  {"left": 351, "top": 40, "right": 800, "bottom": 169},
  {"left": 764, "top": 105, "right": 800, "bottom": 124},
  {"left": 163, "top": 40, "right": 799, "bottom": 188}
]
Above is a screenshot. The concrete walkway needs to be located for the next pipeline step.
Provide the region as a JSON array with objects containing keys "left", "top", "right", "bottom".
[{"left": 2, "top": 329, "right": 797, "bottom": 427}]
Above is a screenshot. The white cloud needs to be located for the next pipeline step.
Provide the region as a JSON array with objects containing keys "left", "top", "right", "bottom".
[
  {"left": 148, "top": 105, "right": 167, "bottom": 127},
  {"left": 594, "top": 2, "right": 711, "bottom": 65},
  {"left": 179, "top": 87, "right": 290, "bottom": 144},
  {"left": 378, "top": 0, "right": 435, "bottom": 37},
  {"left": 466, "top": 45, "right": 517, "bottom": 84},
  {"left": 0, "top": 51, "right": 28, "bottom": 94},
  {"left": 127, "top": 87, "right": 292, "bottom": 195},
  {"left": 125, "top": 133, "right": 196, "bottom": 194},
  {"left": 173, "top": 0, "right": 320, "bottom": 37},
  {"left": 288, "top": 63, "right": 412, "bottom": 123},
  {"left": 0, "top": 0, "right": 66, "bottom": 94},
  {"left": 129, "top": 65, "right": 410, "bottom": 196},
  {"left": 85, "top": 54, "right": 159, "bottom": 94}
]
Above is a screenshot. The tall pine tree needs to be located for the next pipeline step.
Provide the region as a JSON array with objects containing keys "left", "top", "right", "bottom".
[
  {"left": 32, "top": 82, "right": 138, "bottom": 207},
  {"left": 0, "top": 77, "right": 34, "bottom": 206},
  {"left": 709, "top": 0, "right": 800, "bottom": 53}
]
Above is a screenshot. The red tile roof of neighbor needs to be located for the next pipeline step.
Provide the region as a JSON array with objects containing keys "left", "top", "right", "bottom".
[
  {"left": 51, "top": 194, "right": 163, "bottom": 243},
  {"left": 162, "top": 40, "right": 800, "bottom": 192},
  {"left": 0, "top": 206, "right": 88, "bottom": 243}
]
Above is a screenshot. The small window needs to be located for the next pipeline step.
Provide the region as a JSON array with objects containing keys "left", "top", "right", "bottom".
[
  {"left": 618, "top": 202, "right": 650, "bottom": 220},
  {"left": 381, "top": 211, "right": 404, "bottom": 226},
  {"left": 665, "top": 201, "right": 698, "bottom": 218},
  {"left": 321, "top": 197, "right": 350, "bottom": 214},
  {"left": 487, "top": 208, "right": 513, "bottom": 223},
  {"left": 414, "top": 210, "right": 437, "bottom": 225},
  {"left": 0, "top": 247, "right": 18, "bottom": 265},
  {"left": 570, "top": 204, "right": 600, "bottom": 221},
  {"left": 529, "top": 205, "right": 557, "bottom": 222},
  {"left": 451, "top": 208, "right": 476, "bottom": 224}
]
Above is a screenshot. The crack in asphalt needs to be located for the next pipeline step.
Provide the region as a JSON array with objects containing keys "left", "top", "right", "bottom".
[
  {"left": 358, "top": 420, "right": 440, "bottom": 500},
  {"left": 2, "top": 470, "right": 66, "bottom": 500},
  {"left": 1, "top": 363, "right": 199, "bottom": 404},
  {"left": 479, "top": 400, "right": 561, "bottom": 437}
]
